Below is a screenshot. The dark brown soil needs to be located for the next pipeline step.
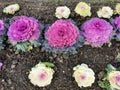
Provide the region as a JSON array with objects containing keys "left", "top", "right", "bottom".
[{"left": 0, "top": 0, "right": 120, "bottom": 90}]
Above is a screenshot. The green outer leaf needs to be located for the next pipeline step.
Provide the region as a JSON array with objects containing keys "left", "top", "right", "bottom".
[
  {"left": 15, "top": 41, "right": 30, "bottom": 52},
  {"left": 30, "top": 40, "right": 41, "bottom": 47},
  {"left": 98, "top": 80, "right": 111, "bottom": 90},
  {"left": 106, "top": 64, "right": 116, "bottom": 73},
  {"left": 41, "top": 62, "right": 55, "bottom": 68},
  {"left": 116, "top": 53, "right": 120, "bottom": 62},
  {"left": 117, "top": 67, "right": 120, "bottom": 71},
  {"left": 115, "top": 37, "right": 120, "bottom": 42},
  {"left": 0, "top": 36, "right": 5, "bottom": 50}
]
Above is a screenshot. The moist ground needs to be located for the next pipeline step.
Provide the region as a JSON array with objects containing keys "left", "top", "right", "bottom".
[{"left": 0, "top": 0, "right": 120, "bottom": 90}]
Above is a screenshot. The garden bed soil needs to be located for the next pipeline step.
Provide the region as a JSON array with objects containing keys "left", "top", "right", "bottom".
[{"left": 0, "top": 0, "right": 120, "bottom": 90}]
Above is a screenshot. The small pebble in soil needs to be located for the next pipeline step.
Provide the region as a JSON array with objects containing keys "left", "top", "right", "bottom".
[
  {"left": 49, "top": 56, "right": 53, "bottom": 60},
  {"left": 1, "top": 88, "right": 4, "bottom": 90},
  {"left": 52, "top": 53, "right": 57, "bottom": 58},
  {"left": 41, "top": 47, "right": 45, "bottom": 52},
  {"left": 10, "top": 87, "right": 14, "bottom": 90},
  {"left": 58, "top": 58, "right": 63, "bottom": 63},
  {"left": 8, "top": 79, "right": 12, "bottom": 85},
  {"left": 11, "top": 64, "right": 16, "bottom": 69},
  {"left": 63, "top": 70, "right": 65, "bottom": 74},
  {"left": 10, "top": 70, "right": 14, "bottom": 73},
  {"left": 98, "top": 71, "right": 105, "bottom": 80},
  {"left": 26, "top": 72, "right": 29, "bottom": 75},
  {"left": 1, "top": 79, "right": 5, "bottom": 82},
  {"left": 63, "top": 54, "right": 69, "bottom": 59}
]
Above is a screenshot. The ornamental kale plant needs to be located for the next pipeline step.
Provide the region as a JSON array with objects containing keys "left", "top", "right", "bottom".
[
  {"left": 28, "top": 62, "right": 55, "bottom": 87},
  {"left": 43, "top": 19, "right": 85, "bottom": 54},
  {"left": 97, "top": 6, "right": 113, "bottom": 19},
  {"left": 3, "top": 4, "right": 20, "bottom": 15},
  {"left": 98, "top": 64, "right": 120, "bottom": 90},
  {"left": 7, "top": 16, "right": 43, "bottom": 52},
  {"left": 73, "top": 64, "right": 95, "bottom": 88},
  {"left": 81, "top": 18, "right": 113, "bottom": 47},
  {"left": 74, "top": 2, "right": 91, "bottom": 17}
]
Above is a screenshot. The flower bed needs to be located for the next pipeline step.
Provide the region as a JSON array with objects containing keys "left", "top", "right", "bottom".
[{"left": 0, "top": 0, "right": 120, "bottom": 90}]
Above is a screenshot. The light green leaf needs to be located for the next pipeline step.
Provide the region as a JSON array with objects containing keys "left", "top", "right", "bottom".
[
  {"left": 106, "top": 64, "right": 116, "bottom": 73},
  {"left": 30, "top": 40, "right": 41, "bottom": 47},
  {"left": 15, "top": 41, "right": 30, "bottom": 52},
  {"left": 98, "top": 80, "right": 111, "bottom": 90},
  {"left": 41, "top": 62, "right": 55, "bottom": 68},
  {"left": 116, "top": 53, "right": 120, "bottom": 62}
]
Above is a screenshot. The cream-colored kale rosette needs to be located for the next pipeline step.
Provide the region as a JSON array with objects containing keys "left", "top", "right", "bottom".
[
  {"left": 115, "top": 3, "right": 120, "bottom": 15},
  {"left": 55, "top": 6, "right": 71, "bottom": 19},
  {"left": 74, "top": 2, "right": 91, "bottom": 17},
  {"left": 3, "top": 4, "right": 20, "bottom": 14},
  {"left": 73, "top": 63, "right": 95, "bottom": 88},
  {"left": 97, "top": 6, "right": 113, "bottom": 18},
  {"left": 28, "top": 62, "right": 55, "bottom": 87},
  {"left": 108, "top": 71, "right": 120, "bottom": 90}
]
